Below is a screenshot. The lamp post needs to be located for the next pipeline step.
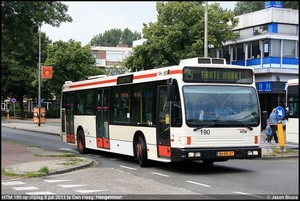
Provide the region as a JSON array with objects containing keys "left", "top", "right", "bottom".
[
  {"left": 38, "top": 24, "right": 41, "bottom": 126},
  {"left": 204, "top": 1, "right": 208, "bottom": 58}
]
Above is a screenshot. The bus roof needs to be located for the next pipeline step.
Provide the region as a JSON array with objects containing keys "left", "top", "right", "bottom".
[
  {"left": 62, "top": 57, "right": 255, "bottom": 91},
  {"left": 286, "top": 79, "right": 298, "bottom": 85}
]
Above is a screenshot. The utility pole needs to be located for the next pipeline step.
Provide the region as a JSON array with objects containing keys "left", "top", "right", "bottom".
[
  {"left": 204, "top": 1, "right": 208, "bottom": 58},
  {"left": 38, "top": 24, "right": 41, "bottom": 127}
]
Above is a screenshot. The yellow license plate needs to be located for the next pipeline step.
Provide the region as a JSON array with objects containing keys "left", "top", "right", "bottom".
[{"left": 217, "top": 151, "right": 234, "bottom": 156}]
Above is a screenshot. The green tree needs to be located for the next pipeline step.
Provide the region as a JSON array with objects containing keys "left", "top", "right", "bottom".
[
  {"left": 124, "top": 2, "right": 239, "bottom": 71},
  {"left": 43, "top": 40, "right": 104, "bottom": 104},
  {"left": 233, "top": 1, "right": 299, "bottom": 16},
  {"left": 90, "top": 28, "right": 142, "bottom": 47},
  {"left": 1, "top": 1, "right": 72, "bottom": 118}
]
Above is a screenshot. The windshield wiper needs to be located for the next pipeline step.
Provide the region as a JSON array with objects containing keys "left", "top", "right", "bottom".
[
  {"left": 193, "top": 123, "right": 214, "bottom": 131},
  {"left": 226, "top": 121, "right": 253, "bottom": 131}
]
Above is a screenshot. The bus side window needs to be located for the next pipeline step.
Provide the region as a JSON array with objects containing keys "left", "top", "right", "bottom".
[{"left": 131, "top": 98, "right": 140, "bottom": 124}]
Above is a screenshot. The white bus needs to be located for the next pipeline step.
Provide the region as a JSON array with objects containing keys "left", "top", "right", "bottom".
[
  {"left": 285, "top": 79, "right": 299, "bottom": 144},
  {"left": 60, "top": 57, "right": 261, "bottom": 167}
]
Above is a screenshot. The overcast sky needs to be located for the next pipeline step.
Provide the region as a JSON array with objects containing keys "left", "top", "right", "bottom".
[{"left": 42, "top": 1, "right": 237, "bottom": 46}]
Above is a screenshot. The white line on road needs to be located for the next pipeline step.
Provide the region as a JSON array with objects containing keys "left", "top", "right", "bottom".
[
  {"left": 151, "top": 172, "right": 170, "bottom": 177},
  {"left": 186, "top": 180, "right": 211, "bottom": 187}
]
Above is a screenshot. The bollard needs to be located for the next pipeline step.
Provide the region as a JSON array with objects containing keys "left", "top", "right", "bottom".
[{"left": 277, "top": 122, "right": 285, "bottom": 150}]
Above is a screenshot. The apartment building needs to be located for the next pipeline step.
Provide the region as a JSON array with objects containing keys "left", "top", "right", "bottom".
[
  {"left": 91, "top": 43, "right": 132, "bottom": 69},
  {"left": 210, "top": 5, "right": 298, "bottom": 114}
]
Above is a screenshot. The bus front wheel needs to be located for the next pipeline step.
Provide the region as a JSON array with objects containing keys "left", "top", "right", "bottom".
[
  {"left": 136, "top": 136, "right": 148, "bottom": 167},
  {"left": 77, "top": 129, "right": 87, "bottom": 154}
]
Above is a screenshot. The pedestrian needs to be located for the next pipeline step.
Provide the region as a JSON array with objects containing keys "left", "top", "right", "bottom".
[{"left": 267, "top": 108, "right": 278, "bottom": 143}]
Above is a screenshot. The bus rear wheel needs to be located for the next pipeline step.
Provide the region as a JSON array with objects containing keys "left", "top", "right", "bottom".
[
  {"left": 77, "top": 129, "right": 87, "bottom": 154},
  {"left": 136, "top": 136, "right": 148, "bottom": 167}
]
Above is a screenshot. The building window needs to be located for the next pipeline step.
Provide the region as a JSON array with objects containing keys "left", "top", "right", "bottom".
[
  {"left": 231, "top": 45, "right": 237, "bottom": 61},
  {"left": 106, "top": 51, "right": 126, "bottom": 62},
  {"left": 239, "top": 28, "right": 253, "bottom": 39},
  {"left": 92, "top": 51, "right": 97, "bottom": 59},
  {"left": 236, "top": 43, "right": 244, "bottom": 60},
  {"left": 253, "top": 24, "right": 268, "bottom": 35},
  {"left": 297, "top": 41, "right": 299, "bottom": 58},
  {"left": 252, "top": 41, "right": 260, "bottom": 58},
  {"left": 263, "top": 40, "right": 270, "bottom": 57},
  {"left": 247, "top": 43, "right": 252, "bottom": 59},
  {"left": 223, "top": 47, "right": 230, "bottom": 62},
  {"left": 278, "top": 24, "right": 297, "bottom": 35},
  {"left": 271, "top": 39, "right": 280, "bottom": 57},
  {"left": 283, "top": 40, "right": 296, "bottom": 57}
]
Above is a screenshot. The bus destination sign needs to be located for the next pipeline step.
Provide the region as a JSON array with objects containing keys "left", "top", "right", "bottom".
[{"left": 183, "top": 67, "right": 253, "bottom": 84}]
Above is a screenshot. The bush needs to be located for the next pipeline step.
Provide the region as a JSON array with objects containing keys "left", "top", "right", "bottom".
[{"left": 45, "top": 104, "right": 60, "bottom": 118}]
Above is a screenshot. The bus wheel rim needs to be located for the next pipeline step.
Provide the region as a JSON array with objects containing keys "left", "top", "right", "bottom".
[{"left": 136, "top": 143, "right": 141, "bottom": 159}]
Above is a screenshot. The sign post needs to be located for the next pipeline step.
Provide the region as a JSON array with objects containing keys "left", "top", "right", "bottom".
[
  {"left": 11, "top": 98, "right": 16, "bottom": 118},
  {"left": 275, "top": 106, "right": 285, "bottom": 150}
]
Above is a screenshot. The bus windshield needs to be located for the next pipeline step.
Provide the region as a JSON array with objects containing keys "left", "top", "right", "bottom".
[{"left": 183, "top": 85, "right": 260, "bottom": 127}]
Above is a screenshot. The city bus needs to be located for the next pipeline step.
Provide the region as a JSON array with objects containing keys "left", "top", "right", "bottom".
[
  {"left": 60, "top": 57, "right": 261, "bottom": 167},
  {"left": 285, "top": 78, "right": 298, "bottom": 144}
]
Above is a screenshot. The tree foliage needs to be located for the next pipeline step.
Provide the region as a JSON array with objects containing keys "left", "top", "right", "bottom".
[
  {"left": 233, "top": 1, "right": 299, "bottom": 16},
  {"left": 43, "top": 40, "right": 105, "bottom": 101},
  {"left": 1, "top": 1, "right": 72, "bottom": 118},
  {"left": 90, "top": 28, "right": 142, "bottom": 47},
  {"left": 124, "top": 2, "right": 239, "bottom": 71}
]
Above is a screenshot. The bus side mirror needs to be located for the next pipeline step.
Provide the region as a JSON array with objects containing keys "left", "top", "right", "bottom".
[{"left": 167, "top": 85, "right": 175, "bottom": 101}]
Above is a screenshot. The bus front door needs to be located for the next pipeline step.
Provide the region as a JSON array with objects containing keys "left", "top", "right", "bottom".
[
  {"left": 96, "top": 89, "right": 110, "bottom": 149},
  {"left": 66, "top": 92, "right": 75, "bottom": 143},
  {"left": 157, "top": 86, "right": 171, "bottom": 158}
]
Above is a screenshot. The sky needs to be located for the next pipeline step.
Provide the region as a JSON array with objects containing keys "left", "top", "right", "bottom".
[{"left": 42, "top": 1, "right": 237, "bottom": 46}]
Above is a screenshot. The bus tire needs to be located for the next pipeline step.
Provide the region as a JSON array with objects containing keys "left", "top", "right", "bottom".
[
  {"left": 202, "top": 160, "right": 214, "bottom": 165},
  {"left": 136, "top": 136, "right": 148, "bottom": 167},
  {"left": 77, "top": 129, "right": 87, "bottom": 154}
]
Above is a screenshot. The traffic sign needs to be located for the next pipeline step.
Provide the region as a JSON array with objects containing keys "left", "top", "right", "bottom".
[
  {"left": 11, "top": 98, "right": 16, "bottom": 103},
  {"left": 40, "top": 98, "right": 44, "bottom": 103},
  {"left": 275, "top": 106, "right": 285, "bottom": 119}
]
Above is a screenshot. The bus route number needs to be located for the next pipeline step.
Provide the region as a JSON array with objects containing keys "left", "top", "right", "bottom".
[{"left": 199, "top": 129, "right": 210, "bottom": 135}]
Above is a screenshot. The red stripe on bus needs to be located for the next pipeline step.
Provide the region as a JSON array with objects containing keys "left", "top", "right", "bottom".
[
  {"left": 67, "top": 69, "right": 182, "bottom": 89},
  {"left": 69, "top": 79, "right": 117, "bottom": 88},
  {"left": 169, "top": 69, "right": 183, "bottom": 74},
  {"left": 133, "top": 73, "right": 157, "bottom": 79}
]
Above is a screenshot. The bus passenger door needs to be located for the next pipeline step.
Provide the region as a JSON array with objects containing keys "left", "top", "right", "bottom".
[
  {"left": 66, "top": 92, "right": 75, "bottom": 143},
  {"left": 96, "top": 89, "right": 110, "bottom": 149},
  {"left": 157, "top": 86, "right": 171, "bottom": 158}
]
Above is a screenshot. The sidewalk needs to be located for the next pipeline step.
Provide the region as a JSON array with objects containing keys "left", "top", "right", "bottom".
[
  {"left": 1, "top": 117, "right": 94, "bottom": 179},
  {"left": 1, "top": 118, "right": 298, "bottom": 179}
]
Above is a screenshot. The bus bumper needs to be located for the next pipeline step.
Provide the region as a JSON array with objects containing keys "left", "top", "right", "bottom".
[{"left": 171, "top": 147, "right": 262, "bottom": 162}]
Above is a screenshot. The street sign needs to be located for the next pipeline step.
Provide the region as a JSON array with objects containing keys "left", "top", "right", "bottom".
[
  {"left": 40, "top": 98, "right": 44, "bottom": 103},
  {"left": 11, "top": 98, "right": 16, "bottom": 103},
  {"left": 275, "top": 106, "right": 285, "bottom": 119}
]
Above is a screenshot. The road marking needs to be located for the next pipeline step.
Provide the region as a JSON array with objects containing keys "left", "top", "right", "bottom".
[
  {"left": 2, "top": 181, "right": 26, "bottom": 185},
  {"left": 58, "top": 184, "right": 87, "bottom": 188},
  {"left": 119, "top": 165, "right": 137, "bottom": 170},
  {"left": 44, "top": 180, "right": 70, "bottom": 183},
  {"left": 26, "top": 192, "right": 54, "bottom": 195},
  {"left": 151, "top": 172, "right": 170, "bottom": 177},
  {"left": 186, "top": 180, "right": 211, "bottom": 187},
  {"left": 13, "top": 186, "right": 39, "bottom": 190}
]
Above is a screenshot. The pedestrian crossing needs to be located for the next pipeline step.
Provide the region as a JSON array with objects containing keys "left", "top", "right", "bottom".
[{"left": 2, "top": 179, "right": 106, "bottom": 195}]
